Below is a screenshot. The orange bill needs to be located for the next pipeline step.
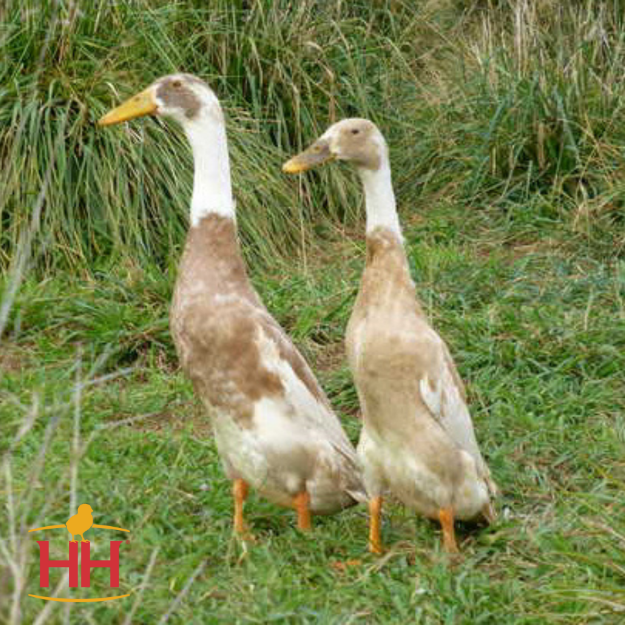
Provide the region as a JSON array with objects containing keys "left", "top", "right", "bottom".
[
  {"left": 98, "top": 87, "right": 157, "bottom": 126},
  {"left": 282, "top": 139, "right": 334, "bottom": 173}
]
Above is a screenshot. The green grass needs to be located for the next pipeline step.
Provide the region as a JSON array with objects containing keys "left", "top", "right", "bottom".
[
  {"left": 2, "top": 0, "right": 625, "bottom": 623},
  {"left": 3, "top": 223, "right": 625, "bottom": 623}
]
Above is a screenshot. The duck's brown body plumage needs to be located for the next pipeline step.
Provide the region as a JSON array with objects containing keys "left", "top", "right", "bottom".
[
  {"left": 99, "top": 75, "right": 364, "bottom": 531},
  {"left": 171, "top": 214, "right": 363, "bottom": 513},
  {"left": 348, "top": 227, "right": 496, "bottom": 521},
  {"left": 171, "top": 215, "right": 279, "bottom": 423}
]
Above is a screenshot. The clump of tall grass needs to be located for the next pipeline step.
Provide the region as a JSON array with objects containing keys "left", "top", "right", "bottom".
[
  {"left": 401, "top": 0, "right": 625, "bottom": 256},
  {"left": 2, "top": 0, "right": 625, "bottom": 282},
  {"left": 0, "top": 0, "right": 416, "bottom": 275},
  {"left": 468, "top": 1, "right": 625, "bottom": 198}
]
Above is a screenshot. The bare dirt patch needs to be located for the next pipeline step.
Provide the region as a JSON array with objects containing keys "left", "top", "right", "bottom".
[{"left": 0, "top": 343, "right": 32, "bottom": 374}]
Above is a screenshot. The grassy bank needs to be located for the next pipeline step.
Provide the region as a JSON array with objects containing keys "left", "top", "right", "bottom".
[{"left": 2, "top": 0, "right": 625, "bottom": 623}]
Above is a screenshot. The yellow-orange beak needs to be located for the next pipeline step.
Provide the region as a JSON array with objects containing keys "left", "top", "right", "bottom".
[
  {"left": 282, "top": 140, "right": 334, "bottom": 174},
  {"left": 98, "top": 87, "right": 158, "bottom": 126}
]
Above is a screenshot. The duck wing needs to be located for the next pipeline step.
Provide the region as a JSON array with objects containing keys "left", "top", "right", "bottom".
[
  {"left": 259, "top": 311, "right": 360, "bottom": 462},
  {"left": 416, "top": 329, "right": 497, "bottom": 496}
]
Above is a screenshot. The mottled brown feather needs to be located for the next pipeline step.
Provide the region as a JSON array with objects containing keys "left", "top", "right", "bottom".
[
  {"left": 170, "top": 214, "right": 328, "bottom": 427},
  {"left": 347, "top": 226, "right": 495, "bottom": 510}
]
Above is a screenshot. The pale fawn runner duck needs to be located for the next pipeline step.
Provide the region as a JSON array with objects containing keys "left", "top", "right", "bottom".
[{"left": 284, "top": 118, "right": 497, "bottom": 553}]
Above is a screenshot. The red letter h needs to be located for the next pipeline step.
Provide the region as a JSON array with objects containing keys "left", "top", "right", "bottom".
[
  {"left": 80, "top": 541, "right": 122, "bottom": 587},
  {"left": 37, "top": 541, "right": 79, "bottom": 587}
]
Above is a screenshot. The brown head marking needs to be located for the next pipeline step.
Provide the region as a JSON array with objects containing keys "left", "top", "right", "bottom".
[{"left": 156, "top": 75, "right": 202, "bottom": 120}]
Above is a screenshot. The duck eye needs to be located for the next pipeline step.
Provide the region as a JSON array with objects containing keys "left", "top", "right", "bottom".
[
  {"left": 351, "top": 129, "right": 360, "bottom": 135},
  {"left": 172, "top": 80, "right": 182, "bottom": 89}
]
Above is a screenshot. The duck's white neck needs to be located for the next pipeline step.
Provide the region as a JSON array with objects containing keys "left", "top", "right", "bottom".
[
  {"left": 359, "top": 160, "right": 402, "bottom": 238},
  {"left": 184, "top": 112, "right": 235, "bottom": 226}
]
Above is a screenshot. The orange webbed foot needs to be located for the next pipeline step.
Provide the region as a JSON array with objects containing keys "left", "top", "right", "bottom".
[
  {"left": 369, "top": 541, "right": 384, "bottom": 556},
  {"left": 234, "top": 527, "right": 257, "bottom": 543},
  {"left": 331, "top": 559, "right": 362, "bottom": 572}
]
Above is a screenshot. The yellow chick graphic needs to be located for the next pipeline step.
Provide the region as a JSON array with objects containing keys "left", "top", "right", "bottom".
[{"left": 66, "top": 504, "right": 93, "bottom": 543}]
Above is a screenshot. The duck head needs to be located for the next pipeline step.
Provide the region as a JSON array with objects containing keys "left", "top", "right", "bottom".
[
  {"left": 283, "top": 118, "right": 387, "bottom": 174},
  {"left": 98, "top": 73, "right": 223, "bottom": 127}
]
